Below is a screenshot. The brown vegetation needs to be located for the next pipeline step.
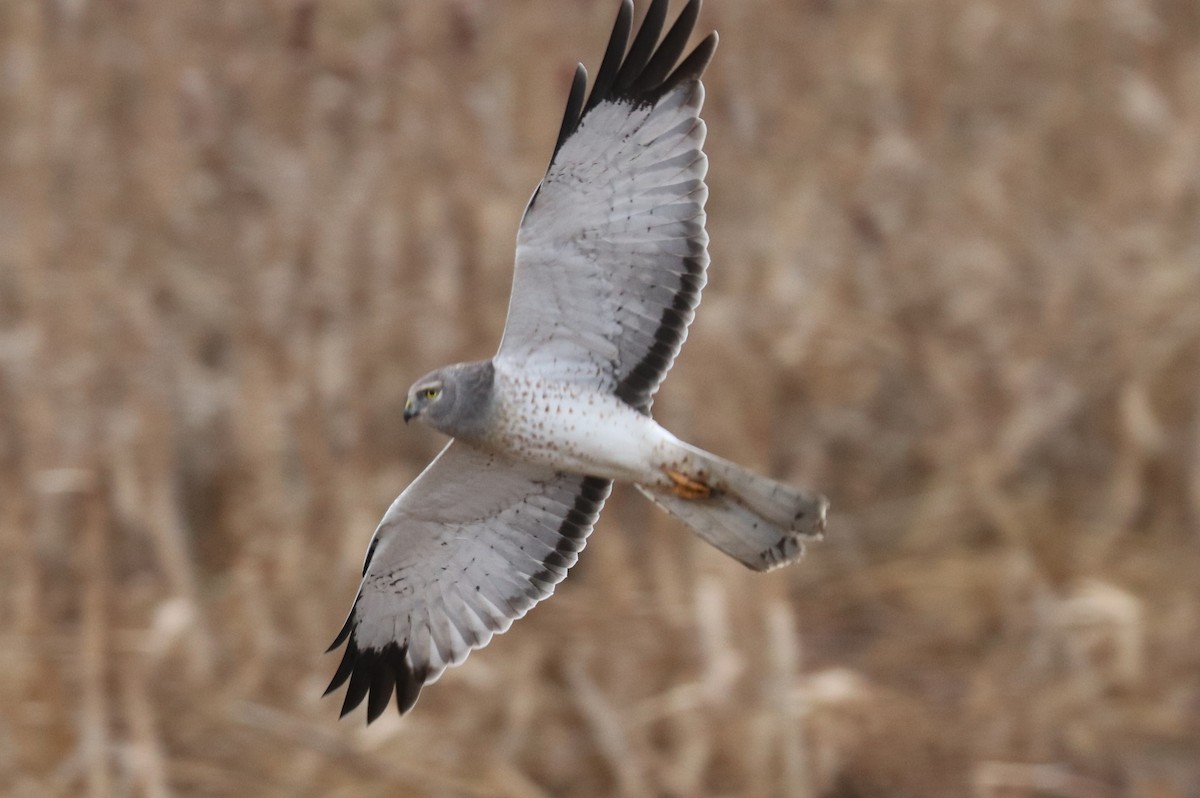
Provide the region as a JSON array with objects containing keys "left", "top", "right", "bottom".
[{"left": 2, "top": 1, "right": 1199, "bottom": 796}]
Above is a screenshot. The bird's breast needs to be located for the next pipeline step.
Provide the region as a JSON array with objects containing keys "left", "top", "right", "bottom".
[{"left": 486, "top": 373, "right": 668, "bottom": 482}]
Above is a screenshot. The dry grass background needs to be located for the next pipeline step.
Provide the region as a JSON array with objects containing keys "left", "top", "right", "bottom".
[{"left": 1, "top": 0, "right": 1199, "bottom": 795}]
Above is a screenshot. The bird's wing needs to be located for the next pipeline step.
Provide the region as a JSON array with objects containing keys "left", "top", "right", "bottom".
[
  {"left": 496, "top": 0, "right": 716, "bottom": 413},
  {"left": 325, "top": 441, "right": 612, "bottom": 722}
]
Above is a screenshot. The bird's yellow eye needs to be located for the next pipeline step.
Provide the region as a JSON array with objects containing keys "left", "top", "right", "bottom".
[{"left": 424, "top": 387, "right": 440, "bottom": 400}]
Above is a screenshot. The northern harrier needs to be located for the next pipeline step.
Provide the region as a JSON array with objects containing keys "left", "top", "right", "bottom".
[{"left": 326, "top": 0, "right": 828, "bottom": 722}]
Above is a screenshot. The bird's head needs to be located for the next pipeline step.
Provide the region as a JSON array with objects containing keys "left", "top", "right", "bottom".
[
  {"left": 403, "top": 370, "right": 450, "bottom": 426},
  {"left": 402, "top": 361, "right": 495, "bottom": 439}
]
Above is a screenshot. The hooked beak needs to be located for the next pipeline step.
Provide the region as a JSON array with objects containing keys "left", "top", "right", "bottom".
[{"left": 403, "top": 398, "right": 416, "bottom": 424}]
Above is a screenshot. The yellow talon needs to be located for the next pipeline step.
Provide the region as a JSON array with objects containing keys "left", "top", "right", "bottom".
[{"left": 663, "top": 468, "right": 713, "bottom": 500}]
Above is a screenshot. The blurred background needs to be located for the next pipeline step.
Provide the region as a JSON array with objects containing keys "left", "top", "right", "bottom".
[{"left": 2, "top": 0, "right": 1199, "bottom": 796}]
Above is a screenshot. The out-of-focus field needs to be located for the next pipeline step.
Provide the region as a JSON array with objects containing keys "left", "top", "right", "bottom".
[{"left": 2, "top": 0, "right": 1199, "bottom": 795}]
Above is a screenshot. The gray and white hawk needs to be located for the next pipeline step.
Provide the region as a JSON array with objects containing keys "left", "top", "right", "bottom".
[{"left": 326, "top": 0, "right": 828, "bottom": 723}]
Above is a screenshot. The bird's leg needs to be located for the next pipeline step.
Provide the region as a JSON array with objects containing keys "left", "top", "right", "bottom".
[{"left": 662, "top": 467, "right": 713, "bottom": 500}]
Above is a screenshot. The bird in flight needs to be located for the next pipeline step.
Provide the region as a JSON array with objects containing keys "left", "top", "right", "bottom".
[{"left": 326, "top": 0, "right": 828, "bottom": 723}]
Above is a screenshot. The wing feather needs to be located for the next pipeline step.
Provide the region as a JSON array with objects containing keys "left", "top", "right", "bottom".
[
  {"left": 614, "top": 0, "right": 669, "bottom": 92},
  {"left": 499, "top": 0, "right": 717, "bottom": 413},
  {"left": 584, "top": 0, "right": 633, "bottom": 113},
  {"left": 325, "top": 442, "right": 611, "bottom": 722}
]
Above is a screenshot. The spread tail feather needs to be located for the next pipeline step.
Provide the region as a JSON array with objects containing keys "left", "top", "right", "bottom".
[{"left": 637, "top": 444, "right": 828, "bottom": 571}]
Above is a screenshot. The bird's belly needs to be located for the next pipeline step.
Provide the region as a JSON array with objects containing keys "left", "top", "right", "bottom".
[{"left": 489, "top": 383, "right": 669, "bottom": 482}]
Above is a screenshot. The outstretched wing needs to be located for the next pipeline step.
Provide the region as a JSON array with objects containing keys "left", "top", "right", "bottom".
[
  {"left": 496, "top": 0, "right": 717, "bottom": 413},
  {"left": 325, "top": 442, "right": 611, "bottom": 722}
]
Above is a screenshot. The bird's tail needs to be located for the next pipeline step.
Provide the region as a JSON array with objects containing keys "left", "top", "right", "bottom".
[{"left": 636, "top": 442, "right": 828, "bottom": 571}]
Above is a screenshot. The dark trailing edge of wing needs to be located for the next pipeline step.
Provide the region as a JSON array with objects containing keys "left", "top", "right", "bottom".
[
  {"left": 530, "top": 476, "right": 612, "bottom": 586},
  {"left": 361, "top": 536, "right": 378, "bottom": 576},
  {"left": 324, "top": 475, "right": 612, "bottom": 722},
  {"left": 549, "top": 0, "right": 716, "bottom": 168},
  {"left": 614, "top": 257, "right": 706, "bottom": 412}
]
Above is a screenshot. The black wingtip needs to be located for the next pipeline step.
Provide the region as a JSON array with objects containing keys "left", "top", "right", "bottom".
[
  {"left": 397, "top": 662, "right": 426, "bottom": 715},
  {"left": 636, "top": 0, "right": 701, "bottom": 90},
  {"left": 326, "top": 629, "right": 427, "bottom": 723},
  {"left": 584, "top": 0, "right": 633, "bottom": 113},
  {"left": 339, "top": 647, "right": 374, "bottom": 716},
  {"left": 552, "top": 64, "right": 589, "bottom": 155},
  {"left": 326, "top": 609, "right": 355, "bottom": 653},
  {"left": 549, "top": 0, "right": 715, "bottom": 161},
  {"left": 366, "top": 648, "right": 400, "bottom": 723},
  {"left": 324, "top": 633, "right": 358, "bottom": 696},
  {"left": 669, "top": 28, "right": 717, "bottom": 87},
  {"left": 614, "top": 0, "right": 669, "bottom": 93}
]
